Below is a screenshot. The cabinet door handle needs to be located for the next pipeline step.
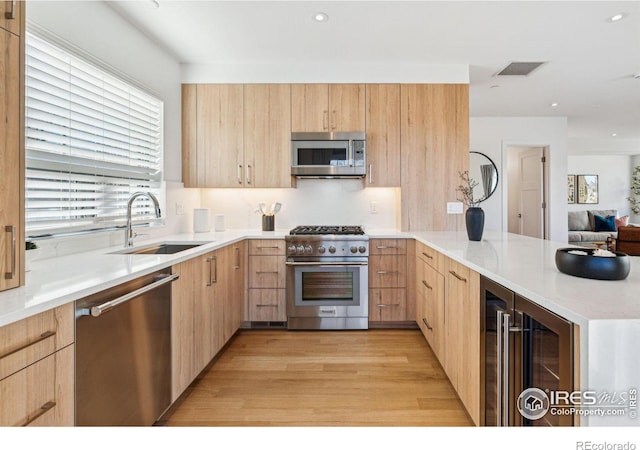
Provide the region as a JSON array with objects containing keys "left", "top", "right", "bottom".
[
  {"left": 421, "top": 280, "right": 433, "bottom": 290},
  {"left": 256, "top": 246, "right": 280, "bottom": 250},
  {"left": 0, "top": 331, "right": 56, "bottom": 361},
  {"left": 322, "top": 110, "right": 328, "bottom": 130},
  {"left": 331, "top": 110, "right": 337, "bottom": 130},
  {"left": 449, "top": 270, "right": 467, "bottom": 282},
  {"left": 256, "top": 270, "right": 279, "bottom": 274},
  {"left": 256, "top": 304, "right": 277, "bottom": 308},
  {"left": 21, "top": 401, "right": 56, "bottom": 427},
  {"left": 368, "top": 164, "right": 373, "bottom": 185},
  {"left": 422, "top": 318, "right": 433, "bottom": 331},
  {"left": 421, "top": 252, "right": 433, "bottom": 260},
  {"left": 376, "top": 303, "right": 400, "bottom": 308},
  {"left": 237, "top": 165, "right": 243, "bottom": 185},
  {"left": 5, "top": 1, "right": 16, "bottom": 20},
  {"left": 206, "top": 256, "right": 218, "bottom": 286},
  {"left": 5, "top": 225, "right": 15, "bottom": 280},
  {"left": 246, "top": 164, "right": 252, "bottom": 185},
  {"left": 376, "top": 245, "right": 398, "bottom": 250},
  {"left": 376, "top": 270, "right": 399, "bottom": 275},
  {"left": 234, "top": 246, "right": 240, "bottom": 269}
]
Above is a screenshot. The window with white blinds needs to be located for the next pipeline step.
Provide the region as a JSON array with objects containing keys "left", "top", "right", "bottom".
[{"left": 25, "top": 33, "right": 164, "bottom": 238}]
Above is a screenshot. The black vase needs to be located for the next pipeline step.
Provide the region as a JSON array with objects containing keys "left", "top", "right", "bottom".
[{"left": 465, "top": 207, "right": 485, "bottom": 241}]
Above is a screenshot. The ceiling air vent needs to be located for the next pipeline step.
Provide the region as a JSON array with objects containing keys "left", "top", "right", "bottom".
[{"left": 496, "top": 62, "right": 546, "bottom": 76}]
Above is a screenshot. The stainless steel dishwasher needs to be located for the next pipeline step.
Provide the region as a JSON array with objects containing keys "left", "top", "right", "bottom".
[{"left": 75, "top": 269, "right": 178, "bottom": 426}]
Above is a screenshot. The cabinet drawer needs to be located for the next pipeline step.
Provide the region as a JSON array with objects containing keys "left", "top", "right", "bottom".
[
  {"left": 249, "top": 239, "right": 285, "bottom": 255},
  {"left": 0, "top": 345, "right": 74, "bottom": 426},
  {"left": 416, "top": 242, "right": 444, "bottom": 272},
  {"left": 0, "top": 303, "right": 74, "bottom": 381},
  {"left": 447, "top": 258, "right": 470, "bottom": 284},
  {"left": 370, "top": 239, "right": 407, "bottom": 255},
  {"left": 248, "top": 289, "right": 286, "bottom": 322},
  {"left": 369, "top": 254, "right": 407, "bottom": 288},
  {"left": 249, "top": 255, "right": 286, "bottom": 288},
  {"left": 369, "top": 288, "right": 406, "bottom": 322}
]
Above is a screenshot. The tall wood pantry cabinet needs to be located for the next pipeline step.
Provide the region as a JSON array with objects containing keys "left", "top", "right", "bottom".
[{"left": 0, "top": 0, "right": 23, "bottom": 291}]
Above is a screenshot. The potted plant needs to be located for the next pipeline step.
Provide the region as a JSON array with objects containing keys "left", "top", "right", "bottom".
[{"left": 456, "top": 170, "right": 484, "bottom": 241}]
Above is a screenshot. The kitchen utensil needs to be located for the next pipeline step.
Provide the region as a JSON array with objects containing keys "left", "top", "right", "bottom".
[
  {"left": 258, "top": 203, "right": 266, "bottom": 215},
  {"left": 273, "top": 202, "right": 282, "bottom": 214}
]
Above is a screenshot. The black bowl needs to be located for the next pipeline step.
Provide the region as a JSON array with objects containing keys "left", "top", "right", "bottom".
[{"left": 555, "top": 248, "right": 631, "bottom": 281}]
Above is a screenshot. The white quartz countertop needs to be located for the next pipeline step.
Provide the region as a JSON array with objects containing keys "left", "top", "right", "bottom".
[
  {"left": 0, "top": 228, "right": 638, "bottom": 328},
  {"left": 410, "top": 230, "right": 640, "bottom": 326}
]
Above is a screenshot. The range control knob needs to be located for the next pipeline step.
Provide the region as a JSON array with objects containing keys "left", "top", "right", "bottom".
[
  {"left": 318, "top": 246, "right": 326, "bottom": 254},
  {"left": 328, "top": 246, "right": 336, "bottom": 254},
  {"left": 358, "top": 246, "right": 367, "bottom": 254},
  {"left": 297, "top": 245, "right": 305, "bottom": 253},
  {"left": 305, "top": 245, "right": 313, "bottom": 254},
  {"left": 350, "top": 246, "right": 358, "bottom": 254},
  {"left": 288, "top": 245, "right": 297, "bottom": 254}
]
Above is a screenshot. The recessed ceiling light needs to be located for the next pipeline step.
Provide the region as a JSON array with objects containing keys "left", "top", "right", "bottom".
[
  {"left": 313, "top": 12, "right": 329, "bottom": 22},
  {"left": 611, "top": 132, "right": 618, "bottom": 137},
  {"left": 608, "top": 13, "right": 627, "bottom": 22},
  {"left": 550, "top": 102, "right": 559, "bottom": 107}
]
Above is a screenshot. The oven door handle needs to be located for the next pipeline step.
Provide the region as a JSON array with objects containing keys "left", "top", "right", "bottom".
[{"left": 285, "top": 261, "right": 368, "bottom": 267}]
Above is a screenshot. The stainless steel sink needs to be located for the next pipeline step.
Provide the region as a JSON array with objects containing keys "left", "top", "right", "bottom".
[{"left": 109, "top": 241, "right": 211, "bottom": 255}]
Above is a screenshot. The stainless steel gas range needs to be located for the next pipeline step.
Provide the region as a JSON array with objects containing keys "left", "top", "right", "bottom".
[{"left": 285, "top": 226, "right": 369, "bottom": 330}]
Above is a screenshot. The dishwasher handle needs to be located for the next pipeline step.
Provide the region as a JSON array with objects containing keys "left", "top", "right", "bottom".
[{"left": 80, "top": 273, "right": 179, "bottom": 318}]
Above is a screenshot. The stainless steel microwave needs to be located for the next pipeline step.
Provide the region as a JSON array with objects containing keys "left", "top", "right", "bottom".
[{"left": 291, "top": 132, "right": 366, "bottom": 178}]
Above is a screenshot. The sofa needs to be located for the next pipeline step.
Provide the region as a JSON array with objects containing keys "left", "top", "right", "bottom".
[{"left": 568, "top": 209, "right": 621, "bottom": 246}]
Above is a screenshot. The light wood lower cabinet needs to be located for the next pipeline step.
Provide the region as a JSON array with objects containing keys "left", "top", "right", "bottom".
[
  {"left": 416, "top": 249, "right": 445, "bottom": 363},
  {"left": 0, "top": 344, "right": 74, "bottom": 426},
  {"left": 0, "top": 303, "right": 75, "bottom": 426},
  {"left": 369, "top": 239, "right": 412, "bottom": 323},
  {"left": 171, "top": 242, "right": 245, "bottom": 401},
  {"left": 248, "top": 239, "right": 286, "bottom": 322},
  {"left": 415, "top": 240, "right": 480, "bottom": 425}
]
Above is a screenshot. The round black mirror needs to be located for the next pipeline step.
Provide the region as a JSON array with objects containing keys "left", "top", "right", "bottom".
[{"left": 469, "top": 151, "right": 499, "bottom": 203}]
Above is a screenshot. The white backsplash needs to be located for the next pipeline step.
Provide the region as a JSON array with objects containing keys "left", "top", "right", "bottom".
[
  {"left": 28, "top": 180, "right": 399, "bottom": 260},
  {"left": 200, "top": 179, "right": 400, "bottom": 231}
]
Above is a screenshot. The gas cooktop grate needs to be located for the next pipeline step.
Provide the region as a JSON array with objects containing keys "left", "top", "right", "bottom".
[{"left": 289, "top": 225, "right": 365, "bottom": 236}]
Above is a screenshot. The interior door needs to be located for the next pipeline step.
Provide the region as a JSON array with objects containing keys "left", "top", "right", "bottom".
[{"left": 519, "top": 148, "right": 544, "bottom": 238}]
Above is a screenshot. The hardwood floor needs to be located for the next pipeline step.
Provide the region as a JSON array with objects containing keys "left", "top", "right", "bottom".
[{"left": 162, "top": 329, "right": 474, "bottom": 426}]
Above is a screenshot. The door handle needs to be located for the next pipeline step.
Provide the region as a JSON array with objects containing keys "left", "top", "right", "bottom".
[
  {"left": 4, "top": 225, "right": 15, "bottom": 280},
  {"left": 368, "top": 164, "right": 373, "bottom": 184},
  {"left": 322, "top": 110, "right": 328, "bottom": 130},
  {"left": 5, "top": 1, "right": 16, "bottom": 20},
  {"left": 421, "top": 280, "right": 433, "bottom": 290},
  {"left": 237, "top": 165, "right": 243, "bottom": 185},
  {"left": 246, "top": 164, "right": 252, "bottom": 185}
]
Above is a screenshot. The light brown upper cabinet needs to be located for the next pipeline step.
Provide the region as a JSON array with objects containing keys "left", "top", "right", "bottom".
[
  {"left": 182, "top": 84, "right": 244, "bottom": 188},
  {"left": 0, "top": 8, "right": 22, "bottom": 292},
  {"left": 244, "top": 84, "right": 292, "bottom": 188},
  {"left": 291, "top": 84, "right": 365, "bottom": 132},
  {"left": 0, "top": 1, "right": 21, "bottom": 36},
  {"left": 400, "top": 84, "right": 469, "bottom": 231},
  {"left": 365, "top": 84, "right": 401, "bottom": 187}
]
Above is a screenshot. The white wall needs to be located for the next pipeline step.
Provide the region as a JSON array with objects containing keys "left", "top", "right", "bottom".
[
  {"left": 567, "top": 155, "right": 632, "bottom": 218},
  {"left": 470, "top": 117, "right": 569, "bottom": 243}
]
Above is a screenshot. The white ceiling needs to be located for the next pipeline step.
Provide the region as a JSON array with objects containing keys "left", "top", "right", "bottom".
[{"left": 107, "top": 0, "right": 640, "bottom": 155}]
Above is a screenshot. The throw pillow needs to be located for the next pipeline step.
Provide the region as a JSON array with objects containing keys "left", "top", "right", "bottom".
[
  {"left": 615, "top": 215, "right": 629, "bottom": 228},
  {"left": 594, "top": 215, "right": 617, "bottom": 232}
]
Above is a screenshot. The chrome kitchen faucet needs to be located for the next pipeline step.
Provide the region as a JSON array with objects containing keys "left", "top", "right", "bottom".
[{"left": 125, "top": 192, "right": 161, "bottom": 247}]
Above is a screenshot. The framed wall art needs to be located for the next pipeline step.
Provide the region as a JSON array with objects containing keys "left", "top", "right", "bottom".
[
  {"left": 577, "top": 175, "right": 599, "bottom": 204},
  {"left": 567, "top": 175, "right": 576, "bottom": 204}
]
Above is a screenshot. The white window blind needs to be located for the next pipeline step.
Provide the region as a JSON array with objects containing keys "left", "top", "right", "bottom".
[{"left": 25, "top": 33, "right": 164, "bottom": 238}]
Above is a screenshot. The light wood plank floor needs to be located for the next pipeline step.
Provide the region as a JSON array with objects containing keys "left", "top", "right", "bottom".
[{"left": 162, "top": 329, "right": 474, "bottom": 426}]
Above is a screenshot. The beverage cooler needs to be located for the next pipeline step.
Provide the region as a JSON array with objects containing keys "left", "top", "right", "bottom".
[{"left": 480, "top": 276, "right": 574, "bottom": 426}]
